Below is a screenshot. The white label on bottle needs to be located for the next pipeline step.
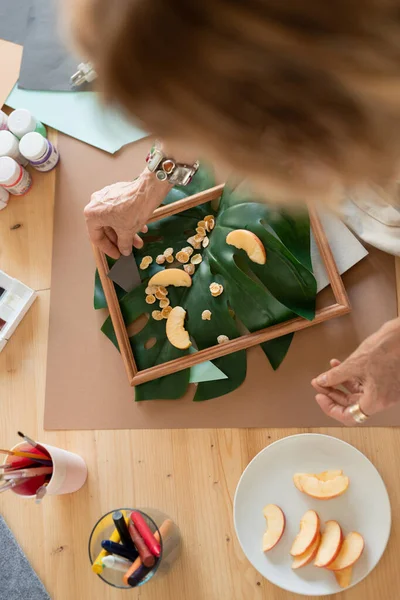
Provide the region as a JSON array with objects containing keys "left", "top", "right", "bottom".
[
  {"left": 4, "top": 168, "right": 32, "bottom": 195},
  {"left": 30, "top": 142, "right": 59, "bottom": 172}
]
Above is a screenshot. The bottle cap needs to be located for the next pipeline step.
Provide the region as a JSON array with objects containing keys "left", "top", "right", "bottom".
[
  {"left": 8, "top": 109, "right": 37, "bottom": 138},
  {"left": 19, "top": 132, "right": 47, "bottom": 161},
  {"left": 0, "top": 156, "right": 21, "bottom": 186},
  {"left": 0, "top": 130, "right": 19, "bottom": 157}
]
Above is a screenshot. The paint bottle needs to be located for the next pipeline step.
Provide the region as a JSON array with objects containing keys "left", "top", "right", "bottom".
[
  {"left": 0, "top": 131, "right": 29, "bottom": 166},
  {"left": 0, "top": 110, "right": 8, "bottom": 131},
  {"left": 0, "top": 186, "right": 9, "bottom": 210},
  {"left": 7, "top": 109, "right": 47, "bottom": 139},
  {"left": 19, "top": 132, "right": 59, "bottom": 172},
  {"left": 0, "top": 157, "right": 32, "bottom": 196}
]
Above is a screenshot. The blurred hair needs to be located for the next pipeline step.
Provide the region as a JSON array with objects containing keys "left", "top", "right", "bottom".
[{"left": 69, "top": 0, "right": 400, "bottom": 198}]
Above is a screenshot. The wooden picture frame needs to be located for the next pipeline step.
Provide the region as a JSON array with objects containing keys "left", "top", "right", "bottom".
[{"left": 93, "top": 184, "right": 351, "bottom": 387}]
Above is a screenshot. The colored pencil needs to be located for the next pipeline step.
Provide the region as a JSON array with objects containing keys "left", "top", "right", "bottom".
[{"left": 0, "top": 449, "right": 52, "bottom": 465}]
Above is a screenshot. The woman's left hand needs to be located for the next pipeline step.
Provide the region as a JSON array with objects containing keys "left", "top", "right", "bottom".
[
  {"left": 84, "top": 169, "right": 171, "bottom": 259},
  {"left": 311, "top": 317, "right": 400, "bottom": 425}
]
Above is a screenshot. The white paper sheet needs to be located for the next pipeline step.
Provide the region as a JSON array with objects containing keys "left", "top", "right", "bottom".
[{"left": 311, "top": 210, "right": 369, "bottom": 293}]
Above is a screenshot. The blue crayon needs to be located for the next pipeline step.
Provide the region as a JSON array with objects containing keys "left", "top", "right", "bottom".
[{"left": 101, "top": 540, "right": 138, "bottom": 562}]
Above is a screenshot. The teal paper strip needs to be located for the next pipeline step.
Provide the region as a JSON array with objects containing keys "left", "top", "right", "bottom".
[{"left": 6, "top": 86, "right": 148, "bottom": 153}]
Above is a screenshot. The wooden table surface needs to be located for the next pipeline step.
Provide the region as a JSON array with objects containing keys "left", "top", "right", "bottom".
[{"left": 0, "top": 131, "right": 400, "bottom": 600}]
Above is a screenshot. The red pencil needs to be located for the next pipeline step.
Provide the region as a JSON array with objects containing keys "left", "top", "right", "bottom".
[{"left": 130, "top": 511, "right": 161, "bottom": 557}]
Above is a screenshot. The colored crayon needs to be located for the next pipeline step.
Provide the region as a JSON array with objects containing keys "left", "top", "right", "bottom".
[
  {"left": 128, "top": 520, "right": 155, "bottom": 567},
  {"left": 112, "top": 511, "right": 136, "bottom": 551},
  {"left": 123, "top": 519, "right": 172, "bottom": 586},
  {"left": 92, "top": 528, "right": 121, "bottom": 574},
  {"left": 102, "top": 555, "right": 132, "bottom": 573},
  {"left": 127, "top": 564, "right": 152, "bottom": 588},
  {"left": 130, "top": 511, "right": 161, "bottom": 557},
  {"left": 101, "top": 540, "right": 138, "bottom": 562}
]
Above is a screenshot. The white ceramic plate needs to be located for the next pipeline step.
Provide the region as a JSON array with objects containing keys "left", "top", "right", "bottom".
[{"left": 234, "top": 434, "right": 391, "bottom": 596}]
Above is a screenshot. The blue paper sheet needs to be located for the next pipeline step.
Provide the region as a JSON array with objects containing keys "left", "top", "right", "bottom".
[
  {"left": 6, "top": 85, "right": 148, "bottom": 153},
  {"left": 188, "top": 347, "right": 228, "bottom": 383}
]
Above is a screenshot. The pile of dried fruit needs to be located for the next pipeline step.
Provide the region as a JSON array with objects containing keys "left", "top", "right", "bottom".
[{"left": 137, "top": 214, "right": 234, "bottom": 349}]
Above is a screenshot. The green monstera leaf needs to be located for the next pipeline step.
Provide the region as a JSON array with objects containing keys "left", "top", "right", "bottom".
[{"left": 94, "top": 167, "right": 317, "bottom": 401}]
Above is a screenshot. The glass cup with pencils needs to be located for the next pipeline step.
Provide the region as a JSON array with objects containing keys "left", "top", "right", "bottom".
[{"left": 89, "top": 508, "right": 181, "bottom": 589}]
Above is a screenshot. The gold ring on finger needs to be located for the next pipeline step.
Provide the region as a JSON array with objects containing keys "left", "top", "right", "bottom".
[{"left": 348, "top": 402, "right": 369, "bottom": 424}]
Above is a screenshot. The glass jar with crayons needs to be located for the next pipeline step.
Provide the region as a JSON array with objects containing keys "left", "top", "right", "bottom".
[{"left": 89, "top": 508, "right": 181, "bottom": 589}]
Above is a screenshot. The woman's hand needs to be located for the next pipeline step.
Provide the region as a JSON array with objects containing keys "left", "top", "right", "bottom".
[
  {"left": 84, "top": 168, "right": 171, "bottom": 259},
  {"left": 311, "top": 317, "right": 400, "bottom": 425}
]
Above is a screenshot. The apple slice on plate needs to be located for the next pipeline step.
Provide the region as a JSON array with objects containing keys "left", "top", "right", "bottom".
[
  {"left": 316, "top": 470, "right": 343, "bottom": 482},
  {"left": 326, "top": 532, "right": 364, "bottom": 571},
  {"left": 292, "top": 532, "right": 321, "bottom": 569},
  {"left": 293, "top": 470, "right": 342, "bottom": 492},
  {"left": 293, "top": 473, "right": 306, "bottom": 491},
  {"left": 334, "top": 566, "right": 353, "bottom": 588},
  {"left": 290, "top": 510, "right": 320, "bottom": 556},
  {"left": 298, "top": 473, "right": 349, "bottom": 500},
  {"left": 262, "top": 504, "right": 286, "bottom": 552},
  {"left": 314, "top": 520, "right": 343, "bottom": 567}
]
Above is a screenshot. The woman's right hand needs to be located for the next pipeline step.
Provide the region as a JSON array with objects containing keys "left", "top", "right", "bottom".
[
  {"left": 311, "top": 317, "right": 400, "bottom": 424},
  {"left": 84, "top": 168, "right": 172, "bottom": 259}
]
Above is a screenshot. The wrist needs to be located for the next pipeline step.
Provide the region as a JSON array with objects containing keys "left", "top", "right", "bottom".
[{"left": 140, "top": 168, "right": 172, "bottom": 209}]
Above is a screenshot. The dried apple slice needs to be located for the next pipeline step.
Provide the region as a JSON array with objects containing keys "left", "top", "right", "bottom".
[
  {"left": 226, "top": 229, "right": 266, "bottom": 265},
  {"left": 334, "top": 566, "right": 353, "bottom": 588},
  {"left": 314, "top": 520, "right": 343, "bottom": 567},
  {"left": 262, "top": 504, "right": 286, "bottom": 552},
  {"left": 298, "top": 474, "right": 349, "bottom": 500},
  {"left": 166, "top": 306, "right": 191, "bottom": 349},
  {"left": 292, "top": 532, "right": 321, "bottom": 569},
  {"left": 148, "top": 268, "right": 192, "bottom": 288},
  {"left": 326, "top": 532, "right": 364, "bottom": 571},
  {"left": 290, "top": 510, "right": 320, "bottom": 556}
]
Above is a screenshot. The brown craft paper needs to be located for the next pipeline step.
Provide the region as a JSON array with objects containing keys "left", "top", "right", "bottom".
[
  {"left": 0, "top": 40, "right": 22, "bottom": 108},
  {"left": 44, "top": 134, "right": 398, "bottom": 430}
]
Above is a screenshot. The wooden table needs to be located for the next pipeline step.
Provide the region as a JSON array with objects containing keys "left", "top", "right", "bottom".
[{"left": 0, "top": 131, "right": 400, "bottom": 600}]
